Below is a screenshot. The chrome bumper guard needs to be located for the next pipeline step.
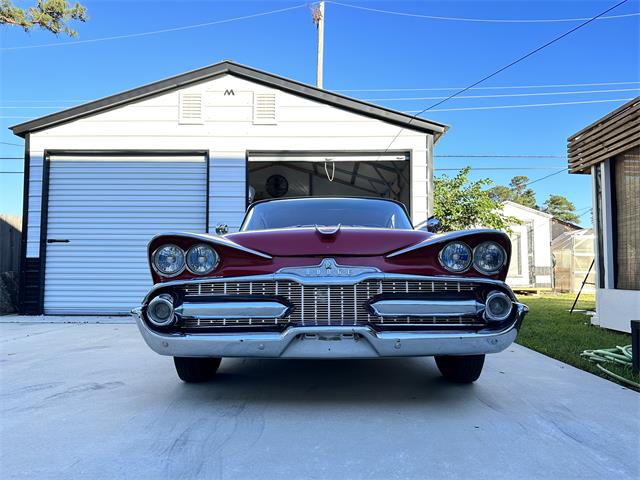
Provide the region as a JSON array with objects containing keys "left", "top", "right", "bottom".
[{"left": 132, "top": 303, "right": 527, "bottom": 359}]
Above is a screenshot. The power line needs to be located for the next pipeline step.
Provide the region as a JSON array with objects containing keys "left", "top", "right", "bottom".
[
  {"left": 0, "top": 141, "right": 23, "bottom": 146},
  {"left": 0, "top": 4, "right": 307, "bottom": 51},
  {"left": 0, "top": 157, "right": 23, "bottom": 159},
  {"left": 363, "top": 87, "right": 640, "bottom": 102},
  {"left": 435, "top": 167, "right": 566, "bottom": 171},
  {"left": 405, "top": 97, "right": 634, "bottom": 113},
  {"left": 329, "top": 1, "right": 639, "bottom": 23},
  {"left": 5, "top": 81, "right": 639, "bottom": 101},
  {"left": 382, "top": 0, "right": 631, "bottom": 152},
  {"left": 435, "top": 155, "right": 565, "bottom": 159},
  {"left": 524, "top": 168, "right": 570, "bottom": 187},
  {"left": 5, "top": 88, "right": 639, "bottom": 110},
  {"left": 335, "top": 81, "right": 640, "bottom": 93},
  {"left": 0, "top": 171, "right": 23, "bottom": 174}
]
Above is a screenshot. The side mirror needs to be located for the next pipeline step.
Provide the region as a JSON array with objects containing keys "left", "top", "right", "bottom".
[
  {"left": 425, "top": 217, "right": 442, "bottom": 233},
  {"left": 215, "top": 224, "right": 228, "bottom": 235}
]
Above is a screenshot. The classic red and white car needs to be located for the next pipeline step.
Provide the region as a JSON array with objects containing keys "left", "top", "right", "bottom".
[{"left": 133, "top": 197, "right": 527, "bottom": 383}]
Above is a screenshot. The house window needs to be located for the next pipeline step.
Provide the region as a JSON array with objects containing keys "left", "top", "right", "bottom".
[
  {"left": 508, "top": 233, "right": 522, "bottom": 277},
  {"left": 613, "top": 146, "right": 640, "bottom": 290}
]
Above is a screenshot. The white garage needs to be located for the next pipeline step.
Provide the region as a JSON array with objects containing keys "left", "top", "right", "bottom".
[{"left": 10, "top": 61, "right": 447, "bottom": 315}]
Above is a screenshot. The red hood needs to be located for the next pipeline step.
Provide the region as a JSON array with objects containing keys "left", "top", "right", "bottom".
[{"left": 225, "top": 227, "right": 432, "bottom": 256}]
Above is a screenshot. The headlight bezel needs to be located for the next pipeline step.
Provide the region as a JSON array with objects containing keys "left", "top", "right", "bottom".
[
  {"left": 438, "top": 241, "right": 473, "bottom": 273},
  {"left": 185, "top": 243, "right": 219, "bottom": 275},
  {"left": 473, "top": 241, "right": 508, "bottom": 275},
  {"left": 151, "top": 243, "right": 186, "bottom": 277}
]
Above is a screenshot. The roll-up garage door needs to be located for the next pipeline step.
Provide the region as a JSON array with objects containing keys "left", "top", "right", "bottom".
[{"left": 44, "top": 153, "right": 207, "bottom": 314}]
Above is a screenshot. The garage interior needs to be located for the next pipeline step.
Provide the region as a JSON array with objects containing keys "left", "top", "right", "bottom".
[{"left": 247, "top": 152, "right": 411, "bottom": 212}]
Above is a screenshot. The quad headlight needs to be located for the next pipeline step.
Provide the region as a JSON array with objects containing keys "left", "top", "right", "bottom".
[
  {"left": 473, "top": 241, "right": 507, "bottom": 274},
  {"left": 152, "top": 244, "right": 185, "bottom": 277},
  {"left": 439, "top": 241, "right": 472, "bottom": 273},
  {"left": 186, "top": 244, "right": 219, "bottom": 275}
]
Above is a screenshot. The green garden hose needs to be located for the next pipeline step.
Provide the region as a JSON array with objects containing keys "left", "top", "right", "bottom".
[{"left": 581, "top": 345, "right": 639, "bottom": 388}]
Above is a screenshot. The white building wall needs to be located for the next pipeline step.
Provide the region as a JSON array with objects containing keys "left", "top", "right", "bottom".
[
  {"left": 502, "top": 202, "right": 553, "bottom": 289},
  {"left": 26, "top": 74, "right": 432, "bottom": 258},
  {"left": 591, "top": 158, "right": 638, "bottom": 334}
]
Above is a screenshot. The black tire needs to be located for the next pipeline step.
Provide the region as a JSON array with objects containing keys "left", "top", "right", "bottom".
[
  {"left": 173, "top": 357, "right": 222, "bottom": 383},
  {"left": 435, "top": 354, "right": 485, "bottom": 383}
]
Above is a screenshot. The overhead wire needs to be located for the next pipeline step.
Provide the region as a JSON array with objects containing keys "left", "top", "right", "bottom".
[
  {"left": 335, "top": 81, "right": 640, "bottom": 93},
  {"left": 328, "top": 1, "right": 640, "bottom": 23},
  {"left": 380, "top": 0, "right": 631, "bottom": 152},
  {"left": 0, "top": 3, "right": 307, "bottom": 51}
]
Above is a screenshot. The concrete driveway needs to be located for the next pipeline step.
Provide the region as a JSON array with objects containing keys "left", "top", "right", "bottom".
[{"left": 1, "top": 321, "right": 638, "bottom": 480}]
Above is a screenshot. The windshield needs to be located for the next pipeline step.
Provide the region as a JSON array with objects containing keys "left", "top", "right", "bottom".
[{"left": 240, "top": 198, "right": 413, "bottom": 231}]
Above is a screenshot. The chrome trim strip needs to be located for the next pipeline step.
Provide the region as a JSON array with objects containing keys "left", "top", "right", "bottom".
[
  {"left": 133, "top": 303, "right": 527, "bottom": 358},
  {"left": 175, "top": 301, "right": 288, "bottom": 319},
  {"left": 386, "top": 228, "right": 510, "bottom": 258},
  {"left": 148, "top": 231, "right": 273, "bottom": 260},
  {"left": 369, "top": 299, "right": 484, "bottom": 318},
  {"left": 142, "top": 273, "right": 512, "bottom": 305}
]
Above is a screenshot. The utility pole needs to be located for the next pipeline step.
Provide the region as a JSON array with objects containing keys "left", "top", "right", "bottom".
[{"left": 312, "top": 1, "right": 325, "bottom": 88}]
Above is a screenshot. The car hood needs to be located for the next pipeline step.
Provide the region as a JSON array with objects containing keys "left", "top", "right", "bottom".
[{"left": 225, "top": 227, "right": 432, "bottom": 257}]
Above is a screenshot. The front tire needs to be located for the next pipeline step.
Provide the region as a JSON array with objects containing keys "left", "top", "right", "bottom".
[
  {"left": 435, "top": 354, "right": 485, "bottom": 383},
  {"left": 173, "top": 357, "right": 222, "bottom": 383}
]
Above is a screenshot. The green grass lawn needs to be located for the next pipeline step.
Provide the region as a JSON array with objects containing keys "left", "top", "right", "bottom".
[{"left": 516, "top": 292, "right": 639, "bottom": 391}]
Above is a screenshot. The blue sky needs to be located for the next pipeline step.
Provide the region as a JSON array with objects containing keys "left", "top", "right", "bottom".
[{"left": 1, "top": 0, "right": 639, "bottom": 225}]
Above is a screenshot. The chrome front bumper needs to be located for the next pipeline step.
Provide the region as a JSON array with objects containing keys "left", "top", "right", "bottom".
[{"left": 132, "top": 303, "right": 527, "bottom": 359}]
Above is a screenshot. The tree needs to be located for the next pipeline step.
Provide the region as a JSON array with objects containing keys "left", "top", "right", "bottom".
[
  {"left": 488, "top": 175, "right": 537, "bottom": 208},
  {"left": 433, "top": 167, "right": 518, "bottom": 232},
  {"left": 543, "top": 195, "right": 580, "bottom": 223},
  {"left": 0, "top": 0, "right": 87, "bottom": 37}
]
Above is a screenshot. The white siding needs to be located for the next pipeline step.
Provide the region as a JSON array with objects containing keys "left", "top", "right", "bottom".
[{"left": 43, "top": 154, "right": 207, "bottom": 314}]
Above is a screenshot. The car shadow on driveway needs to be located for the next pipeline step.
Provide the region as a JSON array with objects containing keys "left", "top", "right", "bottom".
[{"left": 167, "top": 357, "right": 477, "bottom": 407}]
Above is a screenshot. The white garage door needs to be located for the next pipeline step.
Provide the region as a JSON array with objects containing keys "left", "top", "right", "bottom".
[{"left": 44, "top": 153, "right": 207, "bottom": 315}]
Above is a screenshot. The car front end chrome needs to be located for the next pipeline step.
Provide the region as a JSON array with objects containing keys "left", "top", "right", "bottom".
[
  {"left": 133, "top": 303, "right": 526, "bottom": 358},
  {"left": 133, "top": 264, "right": 527, "bottom": 359}
]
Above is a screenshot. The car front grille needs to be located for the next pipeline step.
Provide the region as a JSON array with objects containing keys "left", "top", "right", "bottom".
[{"left": 177, "top": 279, "right": 486, "bottom": 329}]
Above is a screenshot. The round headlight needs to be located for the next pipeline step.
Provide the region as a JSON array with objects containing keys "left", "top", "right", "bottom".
[
  {"left": 439, "top": 242, "right": 472, "bottom": 273},
  {"left": 473, "top": 241, "right": 507, "bottom": 274},
  {"left": 186, "top": 244, "right": 219, "bottom": 275},
  {"left": 485, "top": 291, "right": 513, "bottom": 321},
  {"left": 147, "top": 294, "right": 175, "bottom": 326},
  {"left": 152, "top": 244, "right": 185, "bottom": 277}
]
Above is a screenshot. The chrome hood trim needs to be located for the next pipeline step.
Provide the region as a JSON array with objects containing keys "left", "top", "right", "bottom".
[
  {"left": 386, "top": 229, "right": 510, "bottom": 258},
  {"left": 148, "top": 231, "right": 272, "bottom": 259}
]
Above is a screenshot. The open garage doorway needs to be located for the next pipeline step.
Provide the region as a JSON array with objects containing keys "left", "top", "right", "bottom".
[{"left": 247, "top": 151, "right": 411, "bottom": 214}]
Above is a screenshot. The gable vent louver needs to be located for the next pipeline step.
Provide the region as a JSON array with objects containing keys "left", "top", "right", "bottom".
[
  {"left": 179, "top": 92, "right": 203, "bottom": 124},
  {"left": 253, "top": 92, "right": 277, "bottom": 125}
]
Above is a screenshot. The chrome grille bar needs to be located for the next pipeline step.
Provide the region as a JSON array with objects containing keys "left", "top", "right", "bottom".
[{"left": 177, "top": 279, "right": 484, "bottom": 329}]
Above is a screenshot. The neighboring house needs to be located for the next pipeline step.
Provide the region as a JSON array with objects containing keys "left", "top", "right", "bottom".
[
  {"left": 9, "top": 61, "right": 448, "bottom": 316},
  {"left": 502, "top": 201, "right": 553, "bottom": 290},
  {"left": 568, "top": 97, "right": 639, "bottom": 333},
  {"left": 551, "top": 217, "right": 582, "bottom": 240}
]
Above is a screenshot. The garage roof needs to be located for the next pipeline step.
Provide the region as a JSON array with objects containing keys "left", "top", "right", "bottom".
[{"left": 9, "top": 60, "right": 449, "bottom": 140}]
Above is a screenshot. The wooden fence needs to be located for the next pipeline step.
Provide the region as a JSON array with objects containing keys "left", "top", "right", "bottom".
[{"left": 0, "top": 215, "right": 22, "bottom": 273}]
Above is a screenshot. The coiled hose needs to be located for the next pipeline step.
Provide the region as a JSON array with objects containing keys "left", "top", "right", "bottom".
[{"left": 581, "top": 345, "right": 639, "bottom": 388}]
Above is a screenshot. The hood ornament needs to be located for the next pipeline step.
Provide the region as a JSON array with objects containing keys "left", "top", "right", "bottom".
[{"left": 315, "top": 224, "right": 341, "bottom": 236}]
